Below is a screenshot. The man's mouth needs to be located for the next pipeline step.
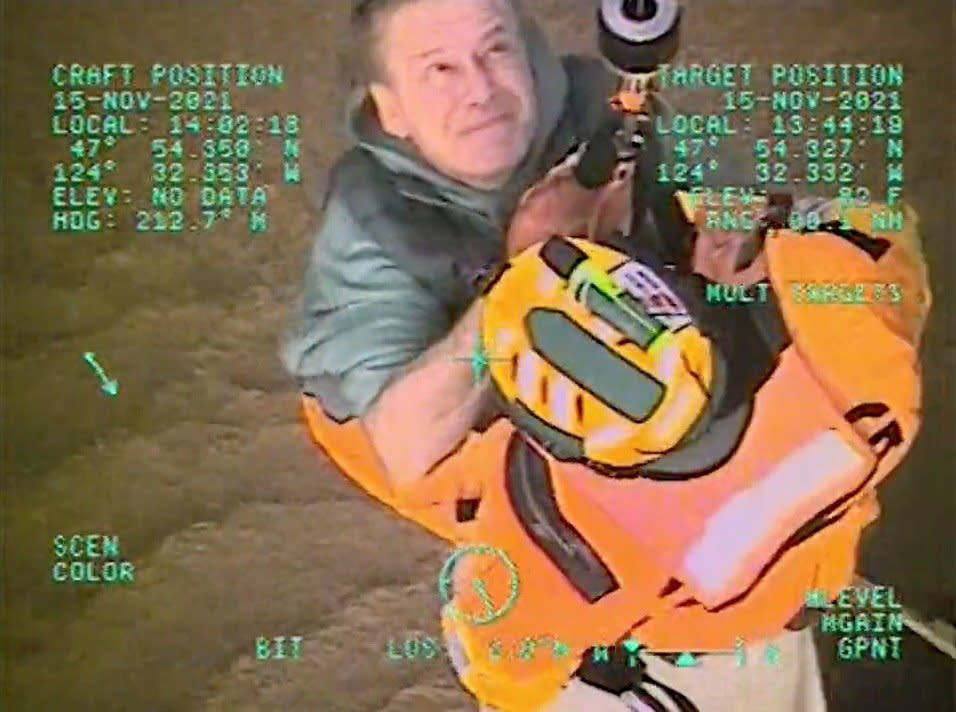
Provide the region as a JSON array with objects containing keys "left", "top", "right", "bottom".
[{"left": 461, "top": 114, "right": 511, "bottom": 136}]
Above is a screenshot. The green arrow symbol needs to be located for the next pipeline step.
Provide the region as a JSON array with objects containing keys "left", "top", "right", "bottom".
[{"left": 83, "top": 352, "right": 118, "bottom": 396}]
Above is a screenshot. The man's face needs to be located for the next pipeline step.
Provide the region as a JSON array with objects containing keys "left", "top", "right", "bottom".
[{"left": 371, "top": 0, "right": 537, "bottom": 190}]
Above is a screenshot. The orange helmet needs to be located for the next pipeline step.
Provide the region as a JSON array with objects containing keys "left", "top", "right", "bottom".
[{"left": 482, "top": 237, "right": 715, "bottom": 472}]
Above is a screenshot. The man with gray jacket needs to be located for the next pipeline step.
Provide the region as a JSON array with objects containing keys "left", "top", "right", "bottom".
[{"left": 282, "top": 0, "right": 637, "bottom": 484}]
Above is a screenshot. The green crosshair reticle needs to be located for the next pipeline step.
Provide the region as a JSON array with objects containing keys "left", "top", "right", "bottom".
[
  {"left": 438, "top": 545, "right": 520, "bottom": 626},
  {"left": 453, "top": 333, "right": 509, "bottom": 385}
]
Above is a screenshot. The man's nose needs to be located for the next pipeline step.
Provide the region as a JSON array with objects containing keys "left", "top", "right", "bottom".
[{"left": 462, "top": 59, "right": 496, "bottom": 105}]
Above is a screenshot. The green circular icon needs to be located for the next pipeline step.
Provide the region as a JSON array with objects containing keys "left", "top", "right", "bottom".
[{"left": 438, "top": 545, "right": 520, "bottom": 626}]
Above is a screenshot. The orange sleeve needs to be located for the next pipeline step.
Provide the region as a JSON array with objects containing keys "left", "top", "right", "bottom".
[{"left": 300, "top": 394, "right": 494, "bottom": 543}]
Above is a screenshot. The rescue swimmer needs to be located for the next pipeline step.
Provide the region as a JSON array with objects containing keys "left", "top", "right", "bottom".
[
  {"left": 282, "top": 0, "right": 930, "bottom": 709},
  {"left": 295, "top": 188, "right": 929, "bottom": 711},
  {"left": 428, "top": 193, "right": 929, "bottom": 710}
]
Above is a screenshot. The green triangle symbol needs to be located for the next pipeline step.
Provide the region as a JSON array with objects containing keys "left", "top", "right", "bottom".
[
  {"left": 622, "top": 638, "right": 641, "bottom": 654},
  {"left": 675, "top": 652, "right": 698, "bottom": 667}
]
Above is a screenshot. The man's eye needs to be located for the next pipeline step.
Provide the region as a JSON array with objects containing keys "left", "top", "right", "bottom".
[
  {"left": 489, "top": 42, "right": 512, "bottom": 54},
  {"left": 429, "top": 63, "right": 454, "bottom": 75}
]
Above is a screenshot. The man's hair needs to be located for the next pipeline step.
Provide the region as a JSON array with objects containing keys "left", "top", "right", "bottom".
[{"left": 349, "top": 0, "right": 522, "bottom": 87}]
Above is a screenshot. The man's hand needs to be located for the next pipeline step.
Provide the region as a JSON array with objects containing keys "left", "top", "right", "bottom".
[{"left": 506, "top": 156, "right": 633, "bottom": 257}]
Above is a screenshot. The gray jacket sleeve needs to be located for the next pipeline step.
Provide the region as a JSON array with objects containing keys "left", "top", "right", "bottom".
[{"left": 281, "top": 196, "right": 452, "bottom": 418}]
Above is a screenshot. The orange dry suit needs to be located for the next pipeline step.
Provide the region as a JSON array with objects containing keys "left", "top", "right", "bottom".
[{"left": 299, "top": 197, "right": 929, "bottom": 711}]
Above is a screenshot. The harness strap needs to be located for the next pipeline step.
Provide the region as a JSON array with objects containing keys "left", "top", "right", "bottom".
[{"left": 504, "top": 432, "right": 620, "bottom": 603}]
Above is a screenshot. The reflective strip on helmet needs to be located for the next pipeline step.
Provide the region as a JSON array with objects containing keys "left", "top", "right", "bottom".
[
  {"left": 536, "top": 265, "right": 562, "bottom": 296},
  {"left": 681, "top": 429, "right": 867, "bottom": 602},
  {"left": 586, "top": 424, "right": 634, "bottom": 450},
  {"left": 516, "top": 350, "right": 540, "bottom": 404},
  {"left": 652, "top": 339, "right": 682, "bottom": 384},
  {"left": 549, "top": 373, "right": 576, "bottom": 432}
]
